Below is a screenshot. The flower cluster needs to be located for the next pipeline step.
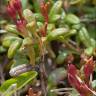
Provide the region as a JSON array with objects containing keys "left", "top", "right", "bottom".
[
  {"left": 68, "top": 57, "right": 96, "bottom": 96},
  {"left": 7, "top": 0, "right": 24, "bottom": 22},
  {"left": 7, "top": 0, "right": 50, "bottom": 37},
  {"left": 7, "top": 0, "right": 28, "bottom": 37}
]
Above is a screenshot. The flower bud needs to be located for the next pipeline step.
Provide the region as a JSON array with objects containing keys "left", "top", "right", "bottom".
[
  {"left": 7, "top": 5, "right": 16, "bottom": 21},
  {"left": 13, "top": 0, "right": 22, "bottom": 11}
]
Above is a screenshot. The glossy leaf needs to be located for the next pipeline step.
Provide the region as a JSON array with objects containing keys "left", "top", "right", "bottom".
[
  {"left": 64, "top": 14, "right": 80, "bottom": 24},
  {"left": 49, "top": 15, "right": 61, "bottom": 23},
  {"left": 2, "top": 35, "right": 21, "bottom": 48},
  {"left": 49, "top": 1, "right": 62, "bottom": 17},
  {"left": 8, "top": 40, "right": 22, "bottom": 59},
  {"left": 78, "top": 27, "right": 92, "bottom": 47},
  {"left": 5, "top": 24, "right": 20, "bottom": 35},
  {"left": 56, "top": 51, "right": 68, "bottom": 64},
  {"left": 47, "top": 28, "right": 69, "bottom": 41},
  {"left": 0, "top": 71, "right": 37, "bottom": 96}
]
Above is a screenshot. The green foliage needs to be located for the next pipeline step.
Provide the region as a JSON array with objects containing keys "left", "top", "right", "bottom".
[
  {"left": 0, "top": 0, "right": 96, "bottom": 95},
  {"left": 0, "top": 71, "right": 37, "bottom": 96}
]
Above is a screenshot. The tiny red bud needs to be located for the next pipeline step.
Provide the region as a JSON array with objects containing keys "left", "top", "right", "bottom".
[
  {"left": 13, "top": 0, "right": 24, "bottom": 20},
  {"left": 40, "top": 2, "right": 49, "bottom": 23},
  {"left": 16, "top": 19, "right": 28, "bottom": 37},
  {"left": 13, "top": 0, "right": 22, "bottom": 11},
  {"left": 7, "top": 5, "right": 16, "bottom": 21},
  {"left": 40, "top": 22, "right": 48, "bottom": 37},
  {"left": 16, "top": 19, "right": 26, "bottom": 32}
]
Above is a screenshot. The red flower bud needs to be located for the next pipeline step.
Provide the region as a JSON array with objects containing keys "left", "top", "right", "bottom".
[
  {"left": 40, "top": 2, "right": 49, "bottom": 23},
  {"left": 16, "top": 20, "right": 25, "bottom": 30},
  {"left": 7, "top": 0, "right": 24, "bottom": 21},
  {"left": 16, "top": 20, "right": 28, "bottom": 37},
  {"left": 13, "top": 0, "right": 22, "bottom": 11},
  {"left": 13, "top": 0, "right": 24, "bottom": 20},
  {"left": 7, "top": 4, "right": 16, "bottom": 21},
  {"left": 40, "top": 22, "right": 48, "bottom": 37}
]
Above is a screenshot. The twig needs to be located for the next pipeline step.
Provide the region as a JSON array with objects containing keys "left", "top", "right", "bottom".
[
  {"left": 0, "top": 64, "right": 5, "bottom": 84},
  {"left": 51, "top": 88, "right": 73, "bottom": 92},
  {"left": 39, "top": 56, "right": 47, "bottom": 96}
]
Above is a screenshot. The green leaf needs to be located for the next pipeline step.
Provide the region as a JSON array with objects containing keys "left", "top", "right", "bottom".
[
  {"left": 47, "top": 28, "right": 69, "bottom": 41},
  {"left": 8, "top": 40, "right": 22, "bottom": 59},
  {"left": 64, "top": 14, "right": 80, "bottom": 24},
  {"left": 84, "top": 47, "right": 94, "bottom": 56},
  {"left": 79, "top": 27, "right": 92, "bottom": 47},
  {"left": 5, "top": 24, "right": 20, "bottom": 35},
  {"left": 0, "top": 46, "right": 6, "bottom": 53},
  {"left": 34, "top": 13, "right": 44, "bottom": 22},
  {"left": 23, "top": 9, "right": 35, "bottom": 23},
  {"left": 49, "top": 15, "right": 61, "bottom": 23},
  {"left": 11, "top": 52, "right": 29, "bottom": 69},
  {"left": 2, "top": 34, "right": 21, "bottom": 48},
  {"left": 47, "top": 24, "right": 55, "bottom": 33},
  {"left": 49, "top": 1, "right": 62, "bottom": 17},
  {"left": 56, "top": 51, "right": 68, "bottom": 64},
  {"left": 0, "top": 71, "right": 37, "bottom": 96}
]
